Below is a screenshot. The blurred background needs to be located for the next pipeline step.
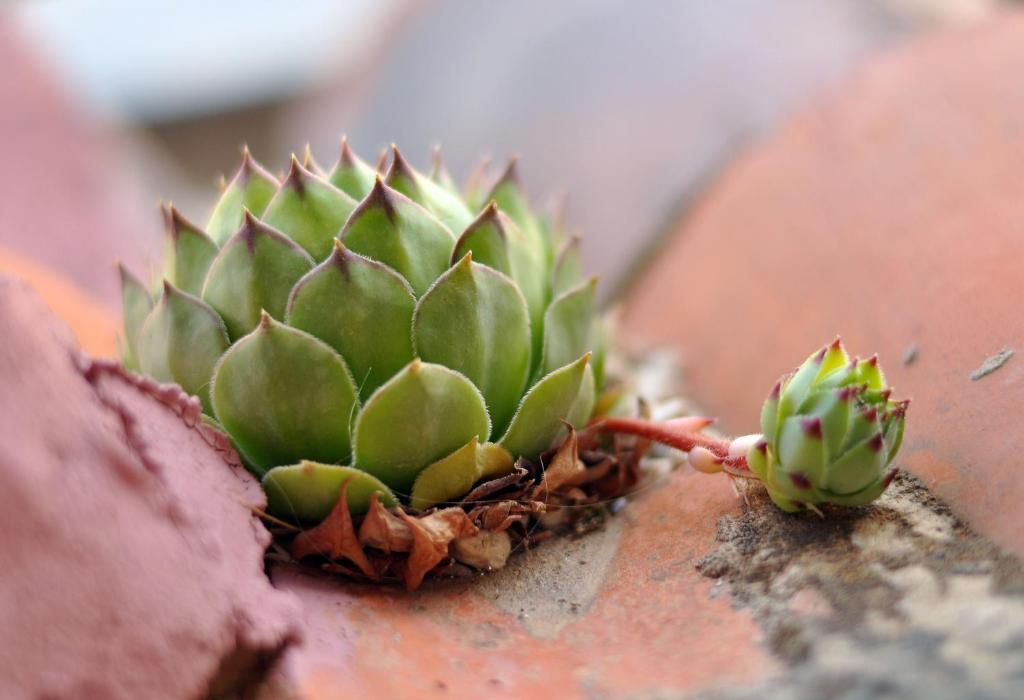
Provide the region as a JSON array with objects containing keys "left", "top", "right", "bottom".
[{"left": 0, "top": 0, "right": 1009, "bottom": 305}]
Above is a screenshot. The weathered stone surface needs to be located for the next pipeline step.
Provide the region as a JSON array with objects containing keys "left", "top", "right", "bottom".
[
  {"left": 0, "top": 276, "right": 299, "bottom": 699},
  {"left": 692, "top": 474, "right": 1024, "bottom": 699},
  {"left": 623, "top": 11, "right": 1024, "bottom": 556}
]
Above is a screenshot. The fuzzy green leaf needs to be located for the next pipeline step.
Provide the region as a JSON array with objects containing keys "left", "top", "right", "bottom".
[
  {"left": 590, "top": 317, "right": 607, "bottom": 392},
  {"left": 119, "top": 264, "right": 153, "bottom": 371},
  {"left": 206, "top": 149, "right": 278, "bottom": 245},
  {"left": 162, "top": 206, "right": 218, "bottom": 297},
  {"left": 261, "top": 157, "right": 357, "bottom": 261},
  {"left": 328, "top": 137, "right": 379, "bottom": 200},
  {"left": 747, "top": 441, "right": 769, "bottom": 481},
  {"left": 500, "top": 353, "right": 590, "bottom": 459},
  {"left": 798, "top": 387, "right": 853, "bottom": 460},
  {"left": 409, "top": 437, "right": 482, "bottom": 511},
  {"left": 201, "top": 213, "right": 314, "bottom": 339},
  {"left": 262, "top": 461, "right": 396, "bottom": 523},
  {"left": 486, "top": 160, "right": 551, "bottom": 266},
  {"left": 825, "top": 473, "right": 892, "bottom": 507},
  {"left": 477, "top": 442, "right": 515, "bottom": 479},
  {"left": 824, "top": 433, "right": 886, "bottom": 495},
  {"left": 353, "top": 360, "right": 490, "bottom": 493},
  {"left": 884, "top": 408, "right": 907, "bottom": 464},
  {"left": 413, "top": 253, "right": 530, "bottom": 438},
  {"left": 853, "top": 356, "right": 886, "bottom": 391},
  {"left": 429, "top": 148, "right": 460, "bottom": 196},
  {"left": 566, "top": 364, "right": 596, "bottom": 430},
  {"left": 451, "top": 203, "right": 513, "bottom": 275},
  {"left": 211, "top": 313, "right": 358, "bottom": 475},
  {"left": 552, "top": 235, "right": 583, "bottom": 296},
  {"left": 386, "top": 146, "right": 474, "bottom": 235},
  {"left": 777, "top": 416, "right": 827, "bottom": 486},
  {"left": 136, "top": 282, "right": 229, "bottom": 413},
  {"left": 287, "top": 240, "right": 416, "bottom": 400},
  {"left": 452, "top": 204, "right": 547, "bottom": 370},
  {"left": 541, "top": 277, "right": 596, "bottom": 376},
  {"left": 775, "top": 349, "right": 826, "bottom": 437},
  {"left": 840, "top": 405, "right": 882, "bottom": 455},
  {"left": 340, "top": 179, "right": 455, "bottom": 296}
]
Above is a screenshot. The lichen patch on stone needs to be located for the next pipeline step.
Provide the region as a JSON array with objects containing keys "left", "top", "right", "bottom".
[{"left": 694, "top": 472, "right": 1024, "bottom": 700}]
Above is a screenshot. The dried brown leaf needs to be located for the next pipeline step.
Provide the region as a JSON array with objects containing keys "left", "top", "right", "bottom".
[
  {"left": 397, "top": 508, "right": 478, "bottom": 591},
  {"left": 476, "top": 500, "right": 544, "bottom": 532},
  {"left": 533, "top": 424, "right": 584, "bottom": 498},
  {"left": 462, "top": 466, "right": 530, "bottom": 503},
  {"left": 292, "top": 479, "right": 377, "bottom": 580},
  {"left": 358, "top": 492, "right": 413, "bottom": 553},
  {"left": 561, "top": 456, "right": 616, "bottom": 488}
]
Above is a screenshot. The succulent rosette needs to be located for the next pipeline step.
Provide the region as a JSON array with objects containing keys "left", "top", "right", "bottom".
[
  {"left": 746, "top": 339, "right": 909, "bottom": 512},
  {"left": 120, "top": 141, "right": 603, "bottom": 523}
]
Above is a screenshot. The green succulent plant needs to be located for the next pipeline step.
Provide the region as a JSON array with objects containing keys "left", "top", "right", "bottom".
[
  {"left": 746, "top": 339, "right": 908, "bottom": 512},
  {"left": 120, "top": 141, "right": 603, "bottom": 522}
]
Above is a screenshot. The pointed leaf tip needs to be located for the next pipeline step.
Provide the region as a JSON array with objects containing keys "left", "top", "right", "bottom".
[
  {"left": 388, "top": 143, "right": 413, "bottom": 176},
  {"left": 137, "top": 280, "right": 228, "bottom": 414},
  {"left": 364, "top": 175, "right": 395, "bottom": 213},
  {"left": 496, "top": 157, "right": 521, "bottom": 187},
  {"left": 287, "top": 243, "right": 415, "bottom": 399},
  {"left": 211, "top": 321, "right": 358, "bottom": 474},
  {"left": 499, "top": 353, "right": 591, "bottom": 459},
  {"left": 413, "top": 254, "right": 531, "bottom": 436},
  {"left": 261, "top": 158, "right": 357, "bottom": 259},
  {"left": 801, "top": 416, "right": 823, "bottom": 438},
  {"left": 202, "top": 218, "right": 314, "bottom": 338},
  {"left": 353, "top": 360, "right": 490, "bottom": 492},
  {"left": 284, "top": 154, "right": 306, "bottom": 189},
  {"left": 341, "top": 180, "right": 454, "bottom": 295},
  {"left": 868, "top": 432, "right": 885, "bottom": 452}
]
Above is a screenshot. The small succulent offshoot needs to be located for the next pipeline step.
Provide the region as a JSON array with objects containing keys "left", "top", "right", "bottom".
[{"left": 597, "top": 339, "right": 909, "bottom": 513}]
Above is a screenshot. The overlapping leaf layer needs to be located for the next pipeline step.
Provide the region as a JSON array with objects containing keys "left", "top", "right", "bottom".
[{"left": 121, "top": 142, "right": 602, "bottom": 522}]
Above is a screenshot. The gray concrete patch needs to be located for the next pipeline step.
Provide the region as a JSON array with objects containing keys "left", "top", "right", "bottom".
[
  {"left": 690, "top": 472, "right": 1024, "bottom": 700},
  {"left": 472, "top": 516, "right": 625, "bottom": 639}
]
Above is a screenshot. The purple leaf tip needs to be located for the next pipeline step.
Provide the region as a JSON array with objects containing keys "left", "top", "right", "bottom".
[{"left": 800, "top": 417, "right": 824, "bottom": 439}]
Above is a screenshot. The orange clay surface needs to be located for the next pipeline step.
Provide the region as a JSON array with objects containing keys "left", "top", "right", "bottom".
[
  {"left": 624, "top": 13, "right": 1024, "bottom": 556},
  {"left": 1, "top": 246, "right": 778, "bottom": 697},
  {"left": 275, "top": 468, "right": 777, "bottom": 699},
  {"left": 0, "top": 247, "right": 119, "bottom": 358}
]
